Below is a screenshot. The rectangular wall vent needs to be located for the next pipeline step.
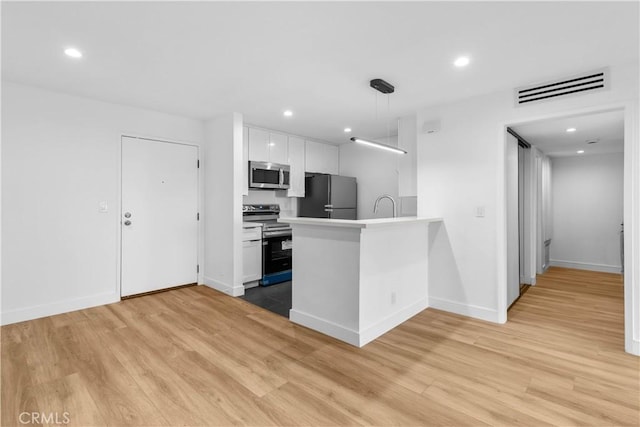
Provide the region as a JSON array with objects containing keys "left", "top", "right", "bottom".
[{"left": 515, "top": 68, "right": 609, "bottom": 106}]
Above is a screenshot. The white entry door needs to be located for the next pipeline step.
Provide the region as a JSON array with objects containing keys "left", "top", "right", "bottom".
[{"left": 121, "top": 136, "right": 198, "bottom": 297}]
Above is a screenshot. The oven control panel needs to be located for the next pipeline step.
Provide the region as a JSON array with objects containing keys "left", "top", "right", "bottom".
[{"left": 242, "top": 204, "right": 280, "bottom": 213}]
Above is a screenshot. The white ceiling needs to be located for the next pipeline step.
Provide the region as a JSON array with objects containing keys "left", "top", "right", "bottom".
[
  {"left": 511, "top": 110, "right": 624, "bottom": 157},
  {"left": 2, "top": 2, "right": 638, "bottom": 144}
]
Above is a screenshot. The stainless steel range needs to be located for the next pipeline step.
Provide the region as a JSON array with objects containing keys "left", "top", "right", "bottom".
[{"left": 242, "top": 204, "right": 292, "bottom": 286}]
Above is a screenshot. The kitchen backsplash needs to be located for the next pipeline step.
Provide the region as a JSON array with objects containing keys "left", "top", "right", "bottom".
[
  {"left": 399, "top": 196, "right": 417, "bottom": 216},
  {"left": 243, "top": 190, "right": 298, "bottom": 218}
]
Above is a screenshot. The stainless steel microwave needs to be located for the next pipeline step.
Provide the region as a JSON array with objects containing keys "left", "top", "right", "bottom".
[{"left": 249, "top": 161, "right": 290, "bottom": 190}]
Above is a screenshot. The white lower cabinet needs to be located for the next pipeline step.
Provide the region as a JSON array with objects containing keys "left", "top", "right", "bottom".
[{"left": 242, "top": 227, "right": 262, "bottom": 285}]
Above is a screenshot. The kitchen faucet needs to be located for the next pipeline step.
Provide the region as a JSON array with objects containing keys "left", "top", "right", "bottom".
[{"left": 373, "top": 194, "right": 397, "bottom": 218}]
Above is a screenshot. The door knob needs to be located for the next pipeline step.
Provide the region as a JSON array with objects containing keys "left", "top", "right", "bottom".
[
  {"left": 124, "top": 220, "right": 132, "bottom": 226},
  {"left": 124, "top": 212, "right": 132, "bottom": 218}
]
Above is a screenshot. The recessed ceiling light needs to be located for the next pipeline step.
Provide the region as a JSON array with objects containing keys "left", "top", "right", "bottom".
[
  {"left": 64, "top": 47, "right": 83, "bottom": 58},
  {"left": 577, "top": 150, "right": 585, "bottom": 154},
  {"left": 454, "top": 56, "right": 470, "bottom": 67},
  {"left": 566, "top": 127, "right": 577, "bottom": 133},
  {"left": 283, "top": 110, "right": 293, "bottom": 117},
  {"left": 344, "top": 128, "right": 352, "bottom": 133}
]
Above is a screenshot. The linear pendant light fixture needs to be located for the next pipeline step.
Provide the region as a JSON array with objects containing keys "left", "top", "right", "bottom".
[
  {"left": 350, "top": 78, "right": 406, "bottom": 154},
  {"left": 350, "top": 137, "right": 407, "bottom": 154}
]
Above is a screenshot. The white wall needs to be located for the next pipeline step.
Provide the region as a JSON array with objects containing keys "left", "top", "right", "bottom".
[
  {"left": 550, "top": 153, "right": 624, "bottom": 272},
  {"left": 203, "top": 113, "right": 244, "bottom": 297},
  {"left": 398, "top": 115, "right": 417, "bottom": 198},
  {"left": 1, "top": 82, "right": 204, "bottom": 324},
  {"left": 416, "top": 63, "right": 639, "bottom": 354},
  {"left": 339, "top": 136, "right": 399, "bottom": 219}
]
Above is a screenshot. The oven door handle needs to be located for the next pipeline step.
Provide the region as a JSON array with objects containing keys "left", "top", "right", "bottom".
[{"left": 263, "top": 230, "right": 292, "bottom": 238}]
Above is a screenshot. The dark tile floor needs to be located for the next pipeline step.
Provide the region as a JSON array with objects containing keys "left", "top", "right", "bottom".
[{"left": 241, "top": 281, "right": 292, "bottom": 318}]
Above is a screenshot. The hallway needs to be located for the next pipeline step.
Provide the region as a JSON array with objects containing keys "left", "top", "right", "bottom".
[{"left": 510, "top": 267, "right": 626, "bottom": 352}]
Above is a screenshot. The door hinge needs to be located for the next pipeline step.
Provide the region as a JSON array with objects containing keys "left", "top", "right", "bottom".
[
  {"left": 197, "top": 264, "right": 200, "bottom": 274},
  {"left": 197, "top": 159, "right": 200, "bottom": 168},
  {"left": 197, "top": 212, "right": 200, "bottom": 221}
]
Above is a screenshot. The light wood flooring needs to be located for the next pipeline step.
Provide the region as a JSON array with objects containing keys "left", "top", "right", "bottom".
[{"left": 2, "top": 267, "right": 638, "bottom": 426}]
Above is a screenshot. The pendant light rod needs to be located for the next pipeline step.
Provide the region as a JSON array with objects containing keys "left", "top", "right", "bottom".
[
  {"left": 350, "top": 137, "right": 407, "bottom": 154},
  {"left": 349, "top": 78, "right": 404, "bottom": 154}
]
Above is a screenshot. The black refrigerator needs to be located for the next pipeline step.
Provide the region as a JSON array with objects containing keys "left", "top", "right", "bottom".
[{"left": 298, "top": 174, "right": 357, "bottom": 219}]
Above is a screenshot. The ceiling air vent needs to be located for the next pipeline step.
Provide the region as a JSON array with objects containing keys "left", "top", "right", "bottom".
[{"left": 515, "top": 68, "right": 609, "bottom": 106}]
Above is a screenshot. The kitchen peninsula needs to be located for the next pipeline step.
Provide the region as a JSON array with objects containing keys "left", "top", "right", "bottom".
[{"left": 282, "top": 216, "right": 443, "bottom": 347}]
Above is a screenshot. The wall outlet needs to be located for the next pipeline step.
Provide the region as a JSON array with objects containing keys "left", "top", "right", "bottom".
[
  {"left": 391, "top": 292, "right": 396, "bottom": 304},
  {"left": 475, "top": 206, "right": 485, "bottom": 217},
  {"left": 99, "top": 201, "right": 108, "bottom": 213}
]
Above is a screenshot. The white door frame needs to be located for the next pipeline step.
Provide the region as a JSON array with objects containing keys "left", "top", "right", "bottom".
[
  {"left": 497, "top": 100, "right": 639, "bottom": 355},
  {"left": 117, "top": 134, "right": 202, "bottom": 299}
]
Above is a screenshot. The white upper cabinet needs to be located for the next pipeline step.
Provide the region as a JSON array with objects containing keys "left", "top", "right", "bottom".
[
  {"left": 325, "top": 144, "right": 339, "bottom": 175},
  {"left": 287, "top": 136, "right": 305, "bottom": 197},
  {"left": 397, "top": 115, "right": 417, "bottom": 197},
  {"left": 304, "top": 140, "right": 323, "bottom": 173},
  {"left": 248, "top": 127, "right": 270, "bottom": 162},
  {"left": 242, "top": 126, "right": 249, "bottom": 196},
  {"left": 247, "top": 127, "right": 289, "bottom": 165},
  {"left": 305, "top": 140, "right": 339, "bottom": 175},
  {"left": 242, "top": 124, "right": 338, "bottom": 197},
  {"left": 268, "top": 132, "right": 289, "bottom": 165}
]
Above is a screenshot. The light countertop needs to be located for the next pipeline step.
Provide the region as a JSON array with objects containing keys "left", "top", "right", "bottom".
[{"left": 280, "top": 216, "right": 442, "bottom": 229}]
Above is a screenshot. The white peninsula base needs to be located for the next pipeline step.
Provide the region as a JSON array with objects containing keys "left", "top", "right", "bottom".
[{"left": 283, "top": 217, "right": 442, "bottom": 347}]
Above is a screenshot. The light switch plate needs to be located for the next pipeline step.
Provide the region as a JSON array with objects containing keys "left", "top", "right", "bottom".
[
  {"left": 99, "top": 201, "right": 108, "bottom": 213},
  {"left": 475, "top": 206, "right": 485, "bottom": 217}
]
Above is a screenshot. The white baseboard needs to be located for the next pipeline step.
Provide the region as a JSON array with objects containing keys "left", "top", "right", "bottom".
[
  {"left": 360, "top": 298, "right": 428, "bottom": 346},
  {"left": 290, "top": 309, "right": 360, "bottom": 346},
  {"left": 1, "top": 292, "right": 120, "bottom": 326},
  {"left": 627, "top": 339, "right": 640, "bottom": 356},
  {"left": 292, "top": 299, "right": 429, "bottom": 348},
  {"left": 203, "top": 276, "right": 245, "bottom": 297},
  {"left": 521, "top": 276, "right": 536, "bottom": 285},
  {"left": 550, "top": 260, "right": 622, "bottom": 274},
  {"left": 427, "top": 296, "right": 500, "bottom": 323}
]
